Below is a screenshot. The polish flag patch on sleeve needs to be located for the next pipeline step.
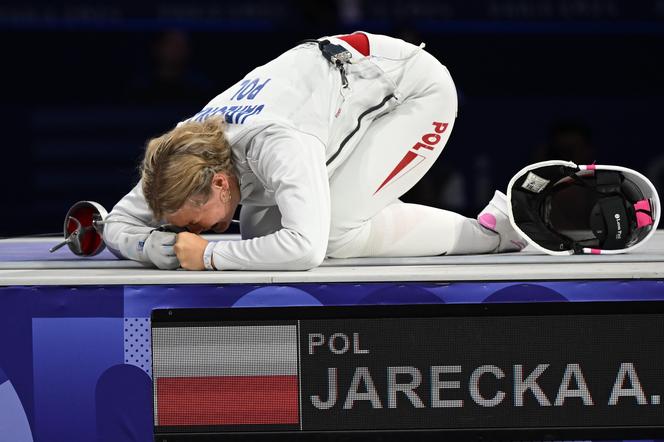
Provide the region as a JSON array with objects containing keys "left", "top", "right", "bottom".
[{"left": 152, "top": 324, "right": 299, "bottom": 428}]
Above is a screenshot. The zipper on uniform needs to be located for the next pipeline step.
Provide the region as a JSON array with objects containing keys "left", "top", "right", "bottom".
[{"left": 326, "top": 94, "right": 395, "bottom": 167}]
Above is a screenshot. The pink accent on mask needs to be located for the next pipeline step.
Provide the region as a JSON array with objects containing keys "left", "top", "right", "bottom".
[
  {"left": 634, "top": 199, "right": 653, "bottom": 228},
  {"left": 478, "top": 213, "right": 497, "bottom": 231},
  {"left": 636, "top": 212, "right": 653, "bottom": 228},
  {"left": 634, "top": 199, "right": 651, "bottom": 212}
]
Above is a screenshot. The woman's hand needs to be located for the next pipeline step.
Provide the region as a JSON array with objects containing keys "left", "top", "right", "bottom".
[{"left": 174, "top": 232, "right": 209, "bottom": 270}]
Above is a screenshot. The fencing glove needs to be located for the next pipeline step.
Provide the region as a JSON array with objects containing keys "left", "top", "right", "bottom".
[{"left": 143, "top": 230, "right": 180, "bottom": 269}]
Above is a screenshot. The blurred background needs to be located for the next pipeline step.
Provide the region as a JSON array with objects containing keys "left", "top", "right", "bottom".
[{"left": 1, "top": 0, "right": 663, "bottom": 236}]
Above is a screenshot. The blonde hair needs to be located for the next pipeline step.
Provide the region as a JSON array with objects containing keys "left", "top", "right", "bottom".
[{"left": 141, "top": 116, "right": 233, "bottom": 220}]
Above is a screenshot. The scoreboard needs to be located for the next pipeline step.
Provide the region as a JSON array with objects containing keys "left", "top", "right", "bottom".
[{"left": 152, "top": 302, "right": 664, "bottom": 441}]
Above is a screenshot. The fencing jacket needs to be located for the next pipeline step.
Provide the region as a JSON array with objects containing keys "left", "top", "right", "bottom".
[{"left": 104, "top": 32, "right": 420, "bottom": 270}]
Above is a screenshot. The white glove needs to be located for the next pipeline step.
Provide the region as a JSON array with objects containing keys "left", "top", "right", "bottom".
[{"left": 143, "top": 230, "right": 180, "bottom": 269}]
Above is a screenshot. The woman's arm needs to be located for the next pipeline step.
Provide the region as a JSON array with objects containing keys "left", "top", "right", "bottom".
[
  {"left": 207, "top": 128, "right": 331, "bottom": 270},
  {"left": 103, "top": 182, "right": 161, "bottom": 264}
]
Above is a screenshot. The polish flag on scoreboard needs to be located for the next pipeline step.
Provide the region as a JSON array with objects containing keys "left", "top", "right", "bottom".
[{"left": 152, "top": 324, "right": 299, "bottom": 427}]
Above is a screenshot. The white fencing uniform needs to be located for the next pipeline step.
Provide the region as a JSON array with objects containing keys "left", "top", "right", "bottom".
[{"left": 104, "top": 32, "right": 507, "bottom": 270}]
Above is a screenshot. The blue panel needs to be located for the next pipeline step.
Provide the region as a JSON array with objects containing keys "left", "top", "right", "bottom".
[
  {"left": 232, "top": 286, "right": 323, "bottom": 307},
  {"left": 0, "top": 285, "right": 124, "bottom": 431},
  {"left": 294, "top": 283, "right": 390, "bottom": 305},
  {"left": 538, "top": 280, "right": 664, "bottom": 302},
  {"left": 0, "top": 286, "right": 39, "bottom": 430},
  {"left": 423, "top": 282, "right": 524, "bottom": 304},
  {"left": 0, "top": 366, "right": 7, "bottom": 385},
  {"left": 96, "top": 364, "right": 152, "bottom": 442},
  {"left": 31, "top": 285, "right": 124, "bottom": 318},
  {"left": 122, "top": 281, "right": 664, "bottom": 316},
  {"left": 0, "top": 380, "right": 33, "bottom": 442},
  {"left": 482, "top": 283, "right": 568, "bottom": 303},
  {"left": 1, "top": 279, "right": 663, "bottom": 442},
  {"left": 123, "top": 284, "right": 253, "bottom": 317},
  {"left": 32, "top": 318, "right": 124, "bottom": 442},
  {"left": 123, "top": 318, "right": 152, "bottom": 376},
  {"left": 356, "top": 284, "right": 445, "bottom": 305}
]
